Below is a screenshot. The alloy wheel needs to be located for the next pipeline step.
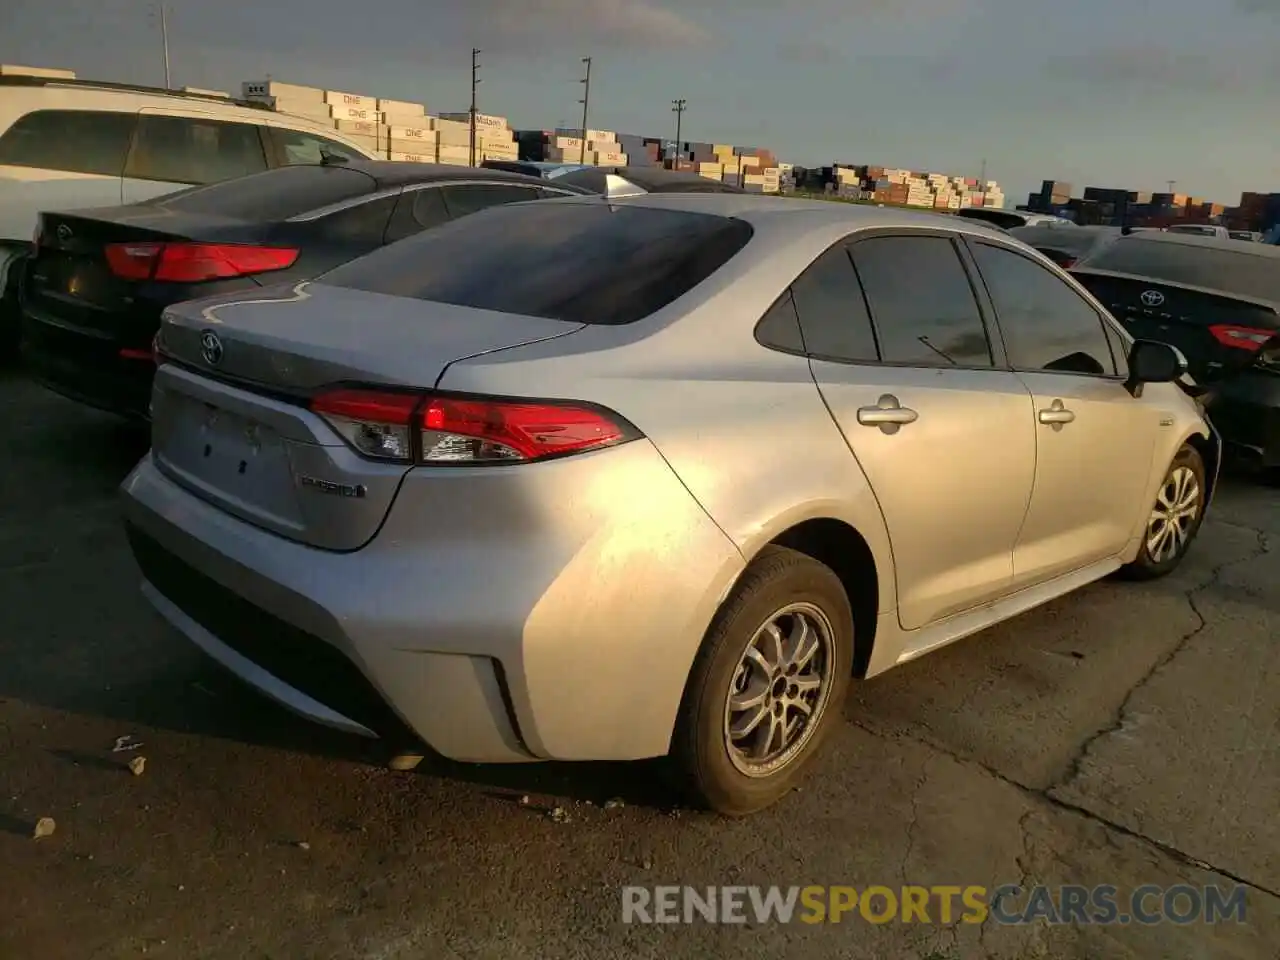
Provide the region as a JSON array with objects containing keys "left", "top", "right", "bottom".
[
  {"left": 1146, "top": 465, "right": 1201, "bottom": 563},
  {"left": 723, "top": 602, "right": 836, "bottom": 778}
]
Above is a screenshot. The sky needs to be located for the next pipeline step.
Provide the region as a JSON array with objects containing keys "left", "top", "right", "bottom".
[{"left": 4, "top": 0, "right": 1279, "bottom": 207}]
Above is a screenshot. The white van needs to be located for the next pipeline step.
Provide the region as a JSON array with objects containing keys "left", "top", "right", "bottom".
[{"left": 0, "top": 73, "right": 378, "bottom": 354}]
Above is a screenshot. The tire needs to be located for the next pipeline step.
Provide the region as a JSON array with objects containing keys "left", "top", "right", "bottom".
[
  {"left": 1119, "top": 443, "right": 1207, "bottom": 581},
  {"left": 672, "top": 545, "right": 854, "bottom": 816}
]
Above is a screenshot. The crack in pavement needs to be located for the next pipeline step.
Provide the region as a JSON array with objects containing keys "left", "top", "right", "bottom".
[
  {"left": 1047, "top": 524, "right": 1271, "bottom": 798},
  {"left": 900, "top": 759, "right": 929, "bottom": 887}
]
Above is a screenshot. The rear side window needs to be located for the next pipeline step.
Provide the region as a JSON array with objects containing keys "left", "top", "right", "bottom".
[
  {"left": 851, "top": 236, "right": 993, "bottom": 368},
  {"left": 125, "top": 115, "right": 266, "bottom": 185},
  {"left": 268, "top": 127, "right": 365, "bottom": 166},
  {"left": 972, "top": 243, "right": 1116, "bottom": 376},
  {"left": 440, "top": 183, "right": 540, "bottom": 218},
  {"left": 316, "top": 195, "right": 399, "bottom": 244},
  {"left": 322, "top": 202, "right": 754, "bottom": 325},
  {"left": 1080, "top": 238, "right": 1280, "bottom": 303},
  {"left": 789, "top": 245, "right": 878, "bottom": 362},
  {"left": 0, "top": 109, "right": 136, "bottom": 176},
  {"left": 142, "top": 165, "right": 376, "bottom": 220}
]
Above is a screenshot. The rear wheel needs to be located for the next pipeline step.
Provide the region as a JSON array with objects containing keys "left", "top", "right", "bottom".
[
  {"left": 1120, "top": 443, "right": 1206, "bottom": 580},
  {"left": 672, "top": 546, "right": 853, "bottom": 816}
]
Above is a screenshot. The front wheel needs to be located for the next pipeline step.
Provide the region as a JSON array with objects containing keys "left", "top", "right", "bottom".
[
  {"left": 1119, "top": 443, "right": 1207, "bottom": 580},
  {"left": 672, "top": 546, "right": 854, "bottom": 816}
]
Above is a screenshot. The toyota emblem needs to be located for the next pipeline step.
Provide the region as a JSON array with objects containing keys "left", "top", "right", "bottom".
[
  {"left": 200, "top": 330, "right": 224, "bottom": 366},
  {"left": 56, "top": 223, "right": 72, "bottom": 242},
  {"left": 1140, "top": 290, "right": 1165, "bottom": 307}
]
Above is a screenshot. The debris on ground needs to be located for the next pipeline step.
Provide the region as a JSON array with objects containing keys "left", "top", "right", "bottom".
[
  {"left": 296, "top": 841, "right": 311, "bottom": 851},
  {"left": 112, "top": 735, "right": 143, "bottom": 753},
  {"left": 603, "top": 798, "right": 625, "bottom": 810},
  {"left": 32, "top": 817, "right": 56, "bottom": 839},
  {"left": 387, "top": 753, "right": 424, "bottom": 772},
  {"left": 641, "top": 857, "right": 653, "bottom": 869},
  {"left": 128, "top": 756, "right": 146, "bottom": 776},
  {"left": 548, "top": 806, "right": 570, "bottom": 823},
  {"left": 519, "top": 795, "right": 531, "bottom": 806}
]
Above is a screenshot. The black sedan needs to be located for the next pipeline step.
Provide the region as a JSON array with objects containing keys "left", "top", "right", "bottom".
[
  {"left": 1070, "top": 231, "right": 1280, "bottom": 475},
  {"left": 19, "top": 161, "right": 591, "bottom": 419}
]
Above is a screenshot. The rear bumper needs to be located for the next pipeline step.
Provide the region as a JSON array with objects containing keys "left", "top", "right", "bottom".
[
  {"left": 120, "top": 443, "right": 744, "bottom": 763},
  {"left": 21, "top": 308, "right": 154, "bottom": 419},
  {"left": 1210, "top": 369, "right": 1280, "bottom": 467}
]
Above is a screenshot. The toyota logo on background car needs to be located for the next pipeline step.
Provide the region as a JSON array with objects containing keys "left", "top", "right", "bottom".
[
  {"left": 1140, "top": 290, "right": 1166, "bottom": 307},
  {"left": 199, "top": 330, "right": 224, "bottom": 365}
]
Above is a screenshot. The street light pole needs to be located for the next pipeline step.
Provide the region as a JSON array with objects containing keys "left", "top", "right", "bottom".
[
  {"left": 671, "top": 98, "right": 686, "bottom": 169},
  {"left": 470, "top": 48, "right": 481, "bottom": 167},
  {"left": 578, "top": 57, "right": 592, "bottom": 165}
]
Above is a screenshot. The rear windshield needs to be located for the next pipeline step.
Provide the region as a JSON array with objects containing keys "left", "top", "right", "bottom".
[
  {"left": 141, "top": 165, "right": 376, "bottom": 221},
  {"left": 1079, "top": 238, "right": 1280, "bottom": 303},
  {"left": 1012, "top": 226, "right": 1115, "bottom": 256},
  {"left": 321, "top": 202, "right": 755, "bottom": 325}
]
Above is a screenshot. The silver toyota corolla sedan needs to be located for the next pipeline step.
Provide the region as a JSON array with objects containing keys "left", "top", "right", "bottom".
[{"left": 121, "top": 194, "right": 1219, "bottom": 816}]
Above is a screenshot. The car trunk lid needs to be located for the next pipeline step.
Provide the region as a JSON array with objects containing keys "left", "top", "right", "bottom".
[
  {"left": 1072, "top": 268, "right": 1280, "bottom": 381},
  {"left": 151, "top": 282, "right": 586, "bottom": 550},
  {"left": 26, "top": 207, "right": 275, "bottom": 343}
]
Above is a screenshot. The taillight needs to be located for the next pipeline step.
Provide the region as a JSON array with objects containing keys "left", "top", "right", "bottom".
[
  {"left": 310, "top": 389, "right": 636, "bottom": 465},
  {"left": 1208, "top": 324, "right": 1274, "bottom": 352},
  {"left": 103, "top": 242, "right": 299, "bottom": 282}
]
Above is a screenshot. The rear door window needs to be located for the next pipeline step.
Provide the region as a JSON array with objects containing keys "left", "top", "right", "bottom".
[
  {"left": 851, "top": 235, "right": 994, "bottom": 367},
  {"left": 125, "top": 114, "right": 267, "bottom": 185},
  {"left": 788, "top": 245, "right": 879, "bottom": 362},
  {"left": 315, "top": 195, "right": 400, "bottom": 244},
  {"left": 439, "top": 183, "right": 541, "bottom": 218},
  {"left": 321, "top": 202, "right": 754, "bottom": 325},
  {"left": 972, "top": 242, "right": 1117, "bottom": 375},
  {"left": 0, "top": 109, "right": 136, "bottom": 176},
  {"left": 384, "top": 186, "right": 450, "bottom": 243},
  {"left": 141, "top": 165, "right": 376, "bottom": 220},
  {"left": 267, "top": 127, "right": 366, "bottom": 166}
]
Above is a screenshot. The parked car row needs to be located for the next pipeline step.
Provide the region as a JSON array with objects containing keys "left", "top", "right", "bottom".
[{"left": 4, "top": 91, "right": 1251, "bottom": 814}]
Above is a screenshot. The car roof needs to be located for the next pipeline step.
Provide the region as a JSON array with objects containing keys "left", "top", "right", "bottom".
[
  {"left": 325, "top": 160, "right": 583, "bottom": 191},
  {"left": 557, "top": 191, "right": 1014, "bottom": 241},
  {"left": 1111, "top": 230, "right": 1280, "bottom": 259}
]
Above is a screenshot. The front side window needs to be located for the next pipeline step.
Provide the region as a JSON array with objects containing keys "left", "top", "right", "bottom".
[
  {"left": 851, "top": 236, "right": 993, "bottom": 368},
  {"left": 0, "top": 109, "right": 136, "bottom": 176},
  {"left": 126, "top": 115, "right": 266, "bottom": 185},
  {"left": 973, "top": 242, "right": 1116, "bottom": 375}
]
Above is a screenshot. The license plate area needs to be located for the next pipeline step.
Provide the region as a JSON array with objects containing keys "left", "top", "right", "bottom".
[{"left": 155, "top": 393, "right": 307, "bottom": 531}]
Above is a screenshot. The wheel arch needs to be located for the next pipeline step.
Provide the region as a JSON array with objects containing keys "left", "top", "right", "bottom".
[{"left": 1182, "top": 425, "right": 1221, "bottom": 509}]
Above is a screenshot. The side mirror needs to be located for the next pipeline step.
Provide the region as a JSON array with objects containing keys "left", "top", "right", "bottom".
[{"left": 1125, "top": 339, "right": 1187, "bottom": 397}]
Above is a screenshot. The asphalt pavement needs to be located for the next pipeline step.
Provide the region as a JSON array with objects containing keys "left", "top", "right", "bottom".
[{"left": 2, "top": 367, "right": 1278, "bottom": 960}]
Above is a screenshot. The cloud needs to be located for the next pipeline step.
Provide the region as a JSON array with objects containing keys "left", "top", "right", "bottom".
[
  {"left": 476, "top": 0, "right": 711, "bottom": 49},
  {"left": 1234, "top": 0, "right": 1280, "bottom": 12},
  {"left": 1041, "top": 45, "right": 1256, "bottom": 94},
  {"left": 775, "top": 38, "right": 847, "bottom": 64}
]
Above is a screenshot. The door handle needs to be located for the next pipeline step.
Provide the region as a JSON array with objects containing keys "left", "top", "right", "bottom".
[
  {"left": 1038, "top": 399, "right": 1075, "bottom": 424},
  {"left": 857, "top": 394, "right": 918, "bottom": 430}
]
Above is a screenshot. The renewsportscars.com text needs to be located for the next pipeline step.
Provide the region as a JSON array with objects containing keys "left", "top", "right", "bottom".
[{"left": 621, "top": 884, "right": 1247, "bottom": 926}]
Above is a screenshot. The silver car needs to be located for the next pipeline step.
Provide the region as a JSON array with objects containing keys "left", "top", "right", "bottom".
[{"left": 122, "top": 195, "right": 1218, "bottom": 816}]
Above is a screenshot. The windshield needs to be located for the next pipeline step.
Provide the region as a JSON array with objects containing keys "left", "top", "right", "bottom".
[{"left": 1078, "top": 238, "right": 1280, "bottom": 303}]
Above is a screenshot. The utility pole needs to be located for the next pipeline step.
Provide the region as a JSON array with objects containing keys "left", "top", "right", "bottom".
[
  {"left": 578, "top": 57, "right": 592, "bottom": 165},
  {"left": 671, "top": 98, "right": 686, "bottom": 169},
  {"left": 469, "top": 48, "right": 481, "bottom": 167},
  {"left": 1166, "top": 179, "right": 1176, "bottom": 194},
  {"left": 161, "top": 5, "right": 171, "bottom": 88}
]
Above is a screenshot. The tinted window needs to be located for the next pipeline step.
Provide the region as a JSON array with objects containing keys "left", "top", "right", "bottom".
[
  {"left": 852, "top": 236, "right": 992, "bottom": 367},
  {"left": 974, "top": 243, "right": 1115, "bottom": 375},
  {"left": 440, "top": 183, "right": 539, "bottom": 218},
  {"left": 322, "top": 203, "right": 754, "bottom": 326},
  {"left": 126, "top": 115, "right": 266, "bottom": 185},
  {"left": 0, "top": 109, "right": 135, "bottom": 176},
  {"left": 755, "top": 291, "right": 804, "bottom": 353},
  {"left": 141, "top": 165, "right": 375, "bottom": 220},
  {"left": 268, "top": 127, "right": 365, "bottom": 166},
  {"left": 1079, "top": 238, "right": 1280, "bottom": 303},
  {"left": 411, "top": 188, "right": 450, "bottom": 229},
  {"left": 790, "top": 245, "right": 878, "bottom": 362},
  {"left": 1102, "top": 319, "right": 1130, "bottom": 374},
  {"left": 317, "top": 195, "right": 399, "bottom": 243}
]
